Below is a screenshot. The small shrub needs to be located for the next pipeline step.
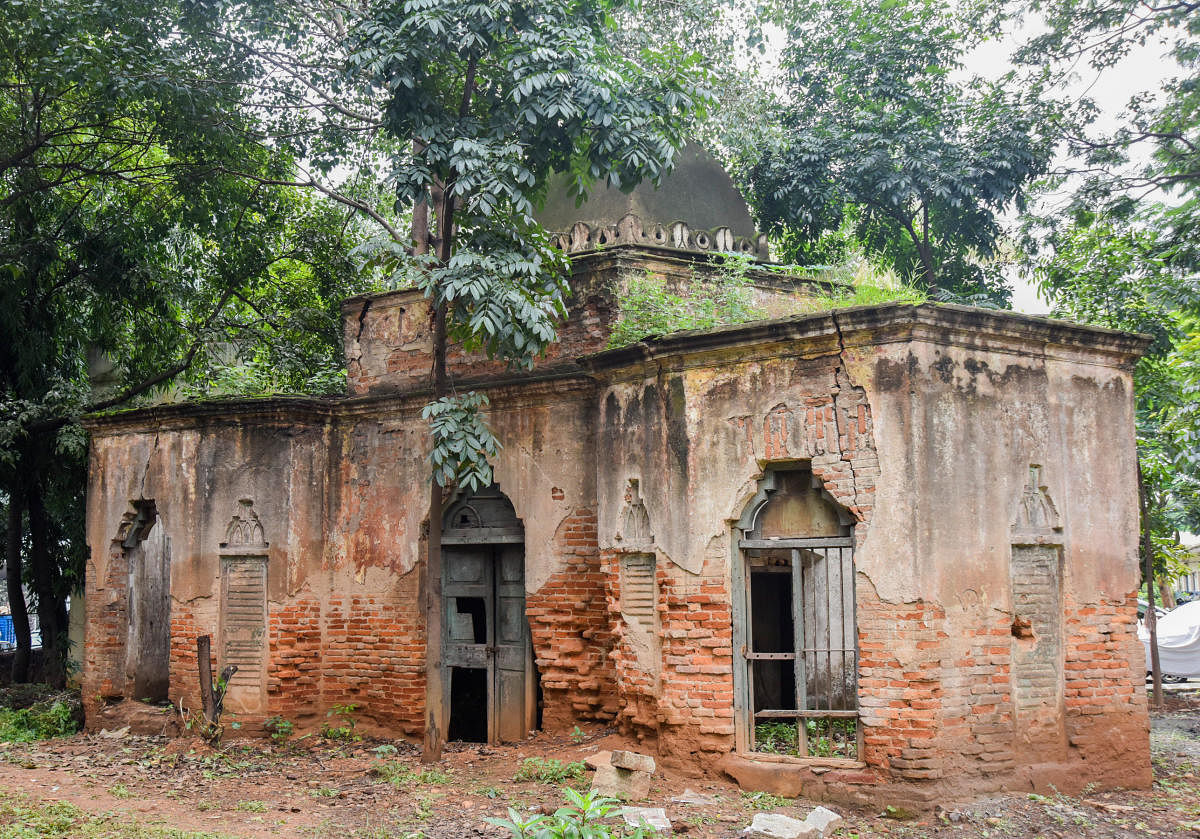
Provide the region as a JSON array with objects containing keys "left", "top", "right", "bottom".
[
  {"left": 488, "top": 787, "right": 656, "bottom": 838},
  {"left": 109, "top": 784, "right": 132, "bottom": 800},
  {"left": 514, "top": 757, "right": 586, "bottom": 785},
  {"left": 569, "top": 725, "right": 586, "bottom": 744},
  {"left": 321, "top": 703, "right": 361, "bottom": 741},
  {"left": 264, "top": 715, "right": 294, "bottom": 745},
  {"left": 0, "top": 700, "right": 79, "bottom": 742}
]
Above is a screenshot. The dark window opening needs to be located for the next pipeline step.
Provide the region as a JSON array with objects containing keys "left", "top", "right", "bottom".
[
  {"left": 448, "top": 667, "right": 488, "bottom": 743},
  {"left": 456, "top": 597, "right": 487, "bottom": 644}
]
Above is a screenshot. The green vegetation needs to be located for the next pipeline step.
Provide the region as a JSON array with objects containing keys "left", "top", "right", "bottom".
[
  {"left": 0, "top": 792, "right": 237, "bottom": 838},
  {"left": 754, "top": 718, "right": 859, "bottom": 759},
  {"left": 607, "top": 255, "right": 764, "bottom": 347},
  {"left": 233, "top": 801, "right": 267, "bottom": 813},
  {"left": 740, "top": 790, "right": 792, "bottom": 810},
  {"left": 371, "top": 761, "right": 451, "bottom": 787},
  {"left": 608, "top": 252, "right": 927, "bottom": 348},
  {"left": 487, "top": 787, "right": 657, "bottom": 838},
  {"left": 741, "top": 0, "right": 1054, "bottom": 299},
  {"left": 320, "top": 704, "right": 360, "bottom": 742},
  {"left": 263, "top": 716, "right": 294, "bottom": 745},
  {"left": 513, "top": 757, "right": 586, "bottom": 785},
  {"left": 0, "top": 700, "right": 78, "bottom": 743}
]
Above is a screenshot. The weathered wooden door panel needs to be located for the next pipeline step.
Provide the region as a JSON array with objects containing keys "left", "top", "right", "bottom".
[
  {"left": 495, "top": 546, "right": 527, "bottom": 743},
  {"left": 127, "top": 521, "right": 171, "bottom": 702},
  {"left": 442, "top": 544, "right": 528, "bottom": 744}
]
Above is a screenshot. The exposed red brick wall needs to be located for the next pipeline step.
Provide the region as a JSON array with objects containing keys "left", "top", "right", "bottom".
[
  {"left": 655, "top": 569, "right": 736, "bottom": 764},
  {"left": 603, "top": 552, "right": 736, "bottom": 763},
  {"left": 527, "top": 507, "right": 617, "bottom": 728},
  {"left": 1059, "top": 593, "right": 1152, "bottom": 788},
  {"left": 83, "top": 545, "right": 130, "bottom": 714},
  {"left": 267, "top": 596, "right": 324, "bottom": 725},
  {"left": 318, "top": 588, "right": 426, "bottom": 737},
  {"left": 856, "top": 595, "right": 948, "bottom": 782},
  {"left": 167, "top": 603, "right": 213, "bottom": 715},
  {"left": 939, "top": 614, "right": 1016, "bottom": 780},
  {"left": 602, "top": 550, "right": 657, "bottom": 739}
]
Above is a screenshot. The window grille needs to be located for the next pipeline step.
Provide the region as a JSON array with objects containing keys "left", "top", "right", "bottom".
[{"left": 740, "top": 538, "right": 859, "bottom": 759}]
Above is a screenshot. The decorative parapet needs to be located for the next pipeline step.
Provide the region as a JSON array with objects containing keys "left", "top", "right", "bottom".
[{"left": 549, "top": 213, "right": 770, "bottom": 261}]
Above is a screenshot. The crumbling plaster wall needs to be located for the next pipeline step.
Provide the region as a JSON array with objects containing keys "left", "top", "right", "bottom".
[
  {"left": 587, "top": 304, "right": 1150, "bottom": 796},
  {"left": 83, "top": 410, "right": 331, "bottom": 727}
]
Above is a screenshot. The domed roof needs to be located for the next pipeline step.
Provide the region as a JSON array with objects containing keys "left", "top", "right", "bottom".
[{"left": 536, "top": 143, "right": 769, "bottom": 260}]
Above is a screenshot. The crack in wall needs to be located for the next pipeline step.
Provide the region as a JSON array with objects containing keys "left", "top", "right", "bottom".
[
  {"left": 828, "top": 311, "right": 870, "bottom": 519},
  {"left": 137, "top": 431, "right": 161, "bottom": 500}
]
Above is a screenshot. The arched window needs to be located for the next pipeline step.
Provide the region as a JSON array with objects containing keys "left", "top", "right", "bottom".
[{"left": 732, "top": 467, "right": 860, "bottom": 760}]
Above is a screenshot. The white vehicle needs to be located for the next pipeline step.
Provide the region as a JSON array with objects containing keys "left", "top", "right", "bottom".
[{"left": 1140, "top": 600, "right": 1200, "bottom": 679}]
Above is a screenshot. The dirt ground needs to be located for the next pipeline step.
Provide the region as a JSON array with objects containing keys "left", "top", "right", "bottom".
[{"left": 2, "top": 695, "right": 1200, "bottom": 838}]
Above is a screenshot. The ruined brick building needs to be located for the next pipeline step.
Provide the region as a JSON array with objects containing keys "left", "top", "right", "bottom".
[{"left": 83, "top": 147, "right": 1154, "bottom": 805}]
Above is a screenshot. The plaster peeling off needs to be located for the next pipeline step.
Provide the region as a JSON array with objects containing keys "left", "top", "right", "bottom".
[{"left": 828, "top": 311, "right": 876, "bottom": 518}]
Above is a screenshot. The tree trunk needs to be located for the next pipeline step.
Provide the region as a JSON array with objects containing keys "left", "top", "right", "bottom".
[
  {"left": 5, "top": 483, "right": 31, "bottom": 684},
  {"left": 1138, "top": 461, "right": 1163, "bottom": 708},
  {"left": 421, "top": 57, "right": 476, "bottom": 764},
  {"left": 198, "top": 635, "right": 216, "bottom": 723},
  {"left": 1159, "top": 578, "right": 1176, "bottom": 610},
  {"left": 27, "top": 483, "right": 64, "bottom": 687},
  {"left": 422, "top": 299, "right": 448, "bottom": 764},
  {"left": 421, "top": 186, "right": 451, "bottom": 764}
]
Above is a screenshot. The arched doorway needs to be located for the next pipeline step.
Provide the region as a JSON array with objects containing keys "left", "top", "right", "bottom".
[
  {"left": 441, "top": 484, "right": 533, "bottom": 743},
  {"left": 731, "top": 467, "right": 860, "bottom": 759}
]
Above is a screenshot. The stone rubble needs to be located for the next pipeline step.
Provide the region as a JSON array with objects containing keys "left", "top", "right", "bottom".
[
  {"left": 620, "top": 806, "right": 672, "bottom": 832},
  {"left": 742, "top": 812, "right": 817, "bottom": 839}
]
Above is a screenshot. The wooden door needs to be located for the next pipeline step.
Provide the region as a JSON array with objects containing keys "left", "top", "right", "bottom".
[{"left": 443, "top": 545, "right": 528, "bottom": 743}]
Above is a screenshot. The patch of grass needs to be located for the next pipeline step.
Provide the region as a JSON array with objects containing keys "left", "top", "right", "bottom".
[
  {"left": 310, "top": 787, "right": 340, "bottom": 798},
  {"left": 0, "top": 700, "right": 79, "bottom": 743},
  {"left": 607, "top": 255, "right": 765, "bottom": 348},
  {"left": 741, "top": 790, "right": 791, "bottom": 810},
  {"left": 371, "top": 761, "right": 451, "bottom": 787},
  {"left": 513, "top": 757, "right": 586, "bottom": 785},
  {"left": 109, "top": 784, "right": 132, "bottom": 800},
  {"left": 0, "top": 791, "right": 237, "bottom": 838},
  {"left": 473, "top": 785, "right": 502, "bottom": 799},
  {"left": 234, "top": 800, "right": 268, "bottom": 812},
  {"left": 796, "top": 278, "right": 927, "bottom": 314}
]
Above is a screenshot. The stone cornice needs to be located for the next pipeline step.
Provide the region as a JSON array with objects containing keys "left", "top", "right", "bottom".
[
  {"left": 581, "top": 303, "right": 1152, "bottom": 377},
  {"left": 82, "top": 396, "right": 338, "bottom": 436},
  {"left": 83, "top": 370, "right": 597, "bottom": 435}
]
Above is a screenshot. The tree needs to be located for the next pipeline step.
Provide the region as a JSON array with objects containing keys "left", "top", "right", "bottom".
[
  {"left": 740, "top": 0, "right": 1056, "bottom": 297},
  {"left": 0, "top": 0, "right": 375, "bottom": 683},
  {"left": 1031, "top": 207, "right": 1199, "bottom": 705},
  {"left": 347, "top": 0, "right": 707, "bottom": 759}
]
